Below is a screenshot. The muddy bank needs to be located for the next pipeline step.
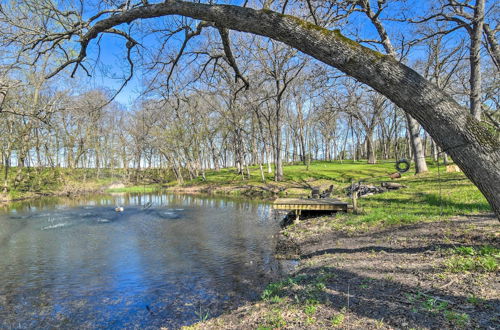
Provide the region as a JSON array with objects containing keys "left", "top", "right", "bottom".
[
  {"left": 166, "top": 184, "right": 287, "bottom": 200},
  {"left": 0, "top": 183, "right": 109, "bottom": 205},
  {"left": 164, "top": 178, "right": 345, "bottom": 200},
  {"left": 186, "top": 213, "right": 499, "bottom": 329}
]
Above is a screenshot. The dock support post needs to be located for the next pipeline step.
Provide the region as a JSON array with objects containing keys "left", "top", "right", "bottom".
[
  {"left": 352, "top": 191, "right": 358, "bottom": 213},
  {"left": 294, "top": 209, "right": 301, "bottom": 223}
]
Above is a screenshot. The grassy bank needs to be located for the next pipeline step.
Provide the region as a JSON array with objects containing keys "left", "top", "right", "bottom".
[
  {"left": 174, "top": 160, "right": 491, "bottom": 228},
  {"left": 1, "top": 160, "right": 491, "bottom": 227},
  {"left": 0, "top": 167, "right": 115, "bottom": 203},
  {"left": 105, "top": 184, "right": 163, "bottom": 193},
  {"left": 0, "top": 167, "right": 166, "bottom": 203}
]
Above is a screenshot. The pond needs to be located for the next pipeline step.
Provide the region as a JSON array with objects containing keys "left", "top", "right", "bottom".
[{"left": 0, "top": 193, "right": 287, "bottom": 328}]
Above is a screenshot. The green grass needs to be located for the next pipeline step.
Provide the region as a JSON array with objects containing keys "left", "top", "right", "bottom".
[
  {"left": 189, "top": 160, "right": 398, "bottom": 186},
  {"left": 187, "top": 159, "right": 490, "bottom": 227},
  {"left": 406, "top": 291, "right": 471, "bottom": 327},
  {"left": 330, "top": 311, "right": 346, "bottom": 327},
  {"left": 0, "top": 167, "right": 118, "bottom": 200},
  {"left": 444, "top": 246, "right": 499, "bottom": 272},
  {"left": 0, "top": 166, "right": 167, "bottom": 201},
  {"left": 105, "top": 184, "right": 162, "bottom": 193},
  {"left": 261, "top": 308, "right": 287, "bottom": 328},
  {"left": 261, "top": 275, "right": 306, "bottom": 301},
  {"left": 304, "top": 304, "right": 317, "bottom": 316},
  {"left": 340, "top": 171, "right": 490, "bottom": 226},
  {"left": 444, "top": 311, "right": 470, "bottom": 328}
]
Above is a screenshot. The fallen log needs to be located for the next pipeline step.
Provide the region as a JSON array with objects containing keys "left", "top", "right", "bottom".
[
  {"left": 381, "top": 182, "right": 407, "bottom": 190},
  {"left": 388, "top": 172, "right": 402, "bottom": 179}
]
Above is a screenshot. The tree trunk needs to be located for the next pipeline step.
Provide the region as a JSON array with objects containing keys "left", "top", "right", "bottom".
[
  {"left": 259, "top": 163, "right": 265, "bottom": 182},
  {"left": 431, "top": 139, "right": 438, "bottom": 163},
  {"left": 266, "top": 146, "right": 272, "bottom": 174},
  {"left": 50, "top": 2, "right": 500, "bottom": 217},
  {"left": 483, "top": 24, "right": 500, "bottom": 69},
  {"left": 3, "top": 156, "right": 9, "bottom": 193},
  {"left": 405, "top": 113, "right": 428, "bottom": 174},
  {"left": 469, "top": 0, "right": 485, "bottom": 120},
  {"left": 299, "top": 129, "right": 306, "bottom": 164},
  {"left": 275, "top": 135, "right": 283, "bottom": 182},
  {"left": 366, "top": 130, "right": 376, "bottom": 164},
  {"left": 274, "top": 103, "right": 283, "bottom": 182}
]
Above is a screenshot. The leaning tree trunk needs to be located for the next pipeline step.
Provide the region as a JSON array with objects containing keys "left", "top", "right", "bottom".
[
  {"left": 405, "top": 113, "right": 428, "bottom": 174},
  {"left": 51, "top": 2, "right": 500, "bottom": 218}
]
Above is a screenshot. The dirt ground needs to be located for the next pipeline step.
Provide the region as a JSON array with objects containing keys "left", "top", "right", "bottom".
[{"left": 186, "top": 214, "right": 499, "bottom": 329}]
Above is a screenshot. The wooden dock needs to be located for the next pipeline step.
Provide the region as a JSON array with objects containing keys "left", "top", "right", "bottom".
[{"left": 273, "top": 198, "right": 352, "bottom": 221}]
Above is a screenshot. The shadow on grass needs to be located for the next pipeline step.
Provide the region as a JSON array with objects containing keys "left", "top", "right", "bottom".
[
  {"left": 300, "top": 243, "right": 467, "bottom": 259},
  {"left": 370, "top": 193, "right": 490, "bottom": 212},
  {"left": 275, "top": 265, "right": 498, "bottom": 329},
  {"left": 420, "top": 193, "right": 490, "bottom": 210}
]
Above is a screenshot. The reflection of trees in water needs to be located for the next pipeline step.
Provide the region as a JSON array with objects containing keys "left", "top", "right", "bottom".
[
  {"left": 0, "top": 192, "right": 282, "bottom": 328},
  {"left": 124, "top": 193, "right": 281, "bottom": 322}
]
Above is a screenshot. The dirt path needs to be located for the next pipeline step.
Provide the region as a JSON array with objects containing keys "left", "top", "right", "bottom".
[{"left": 187, "top": 214, "right": 499, "bottom": 329}]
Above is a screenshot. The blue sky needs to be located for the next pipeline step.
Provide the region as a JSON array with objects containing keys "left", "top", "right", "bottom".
[{"left": 75, "top": 0, "right": 486, "bottom": 108}]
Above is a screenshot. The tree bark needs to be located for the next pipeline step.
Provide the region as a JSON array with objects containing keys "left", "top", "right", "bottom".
[
  {"left": 431, "top": 138, "right": 438, "bottom": 163},
  {"left": 47, "top": 1, "right": 500, "bottom": 216},
  {"left": 405, "top": 113, "right": 428, "bottom": 174},
  {"left": 366, "top": 132, "right": 376, "bottom": 164},
  {"left": 469, "top": 0, "right": 485, "bottom": 120},
  {"left": 483, "top": 24, "right": 500, "bottom": 70}
]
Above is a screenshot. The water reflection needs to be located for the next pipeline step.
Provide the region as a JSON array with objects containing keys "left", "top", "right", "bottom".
[{"left": 0, "top": 193, "right": 282, "bottom": 328}]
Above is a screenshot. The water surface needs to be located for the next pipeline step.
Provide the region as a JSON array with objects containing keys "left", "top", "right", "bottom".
[{"left": 0, "top": 193, "right": 283, "bottom": 328}]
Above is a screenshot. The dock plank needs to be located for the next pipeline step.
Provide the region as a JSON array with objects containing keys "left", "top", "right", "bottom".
[
  {"left": 273, "top": 198, "right": 350, "bottom": 211},
  {"left": 274, "top": 198, "right": 346, "bottom": 205}
]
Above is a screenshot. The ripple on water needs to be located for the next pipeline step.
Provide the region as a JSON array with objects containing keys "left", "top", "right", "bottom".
[
  {"left": 0, "top": 193, "right": 279, "bottom": 329},
  {"left": 161, "top": 211, "right": 181, "bottom": 219},
  {"left": 35, "top": 213, "right": 53, "bottom": 218},
  {"left": 42, "top": 222, "right": 70, "bottom": 230}
]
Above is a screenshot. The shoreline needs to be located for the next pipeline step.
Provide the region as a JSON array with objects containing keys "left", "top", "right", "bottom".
[
  {"left": 0, "top": 182, "right": 287, "bottom": 208},
  {"left": 0, "top": 186, "right": 107, "bottom": 206}
]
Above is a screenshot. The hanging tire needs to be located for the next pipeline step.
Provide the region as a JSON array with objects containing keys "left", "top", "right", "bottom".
[{"left": 395, "top": 159, "right": 410, "bottom": 173}]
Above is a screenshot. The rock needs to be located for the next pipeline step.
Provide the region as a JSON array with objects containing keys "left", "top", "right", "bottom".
[
  {"left": 389, "top": 172, "right": 402, "bottom": 179},
  {"left": 107, "top": 182, "right": 126, "bottom": 189},
  {"left": 346, "top": 183, "right": 387, "bottom": 197},
  {"left": 446, "top": 164, "right": 461, "bottom": 172}
]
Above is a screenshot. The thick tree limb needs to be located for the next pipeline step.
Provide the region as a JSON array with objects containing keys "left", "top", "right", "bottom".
[
  {"left": 217, "top": 26, "right": 250, "bottom": 91},
  {"left": 483, "top": 23, "right": 500, "bottom": 70}
]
